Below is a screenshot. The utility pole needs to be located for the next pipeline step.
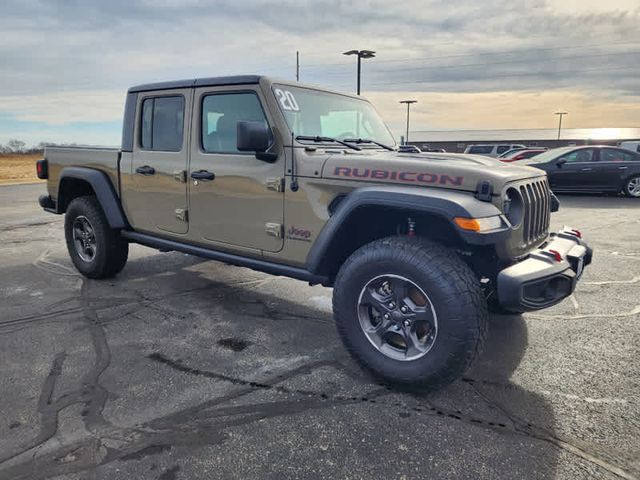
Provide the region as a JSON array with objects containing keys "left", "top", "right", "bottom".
[
  {"left": 296, "top": 51, "right": 299, "bottom": 82},
  {"left": 399, "top": 100, "right": 417, "bottom": 145},
  {"left": 342, "top": 50, "right": 376, "bottom": 95},
  {"left": 555, "top": 111, "right": 568, "bottom": 142}
]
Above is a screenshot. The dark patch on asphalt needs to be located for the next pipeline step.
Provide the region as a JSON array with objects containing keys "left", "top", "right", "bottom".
[
  {"left": 120, "top": 444, "right": 172, "bottom": 461},
  {"left": 158, "top": 464, "right": 180, "bottom": 480},
  {"left": 217, "top": 337, "right": 250, "bottom": 352},
  {"left": 8, "top": 421, "right": 21, "bottom": 429}
]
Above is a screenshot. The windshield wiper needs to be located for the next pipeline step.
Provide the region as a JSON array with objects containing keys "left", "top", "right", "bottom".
[
  {"left": 295, "top": 135, "right": 361, "bottom": 151},
  {"left": 342, "top": 138, "right": 394, "bottom": 151}
]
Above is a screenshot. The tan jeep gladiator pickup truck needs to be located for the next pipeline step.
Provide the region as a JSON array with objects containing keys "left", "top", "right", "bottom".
[{"left": 37, "top": 75, "right": 592, "bottom": 390}]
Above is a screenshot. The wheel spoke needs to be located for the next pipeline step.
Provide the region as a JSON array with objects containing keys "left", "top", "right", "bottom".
[
  {"left": 388, "top": 277, "right": 409, "bottom": 304},
  {"left": 360, "top": 287, "right": 393, "bottom": 314},
  {"left": 403, "top": 329, "right": 427, "bottom": 358},
  {"left": 412, "top": 306, "right": 435, "bottom": 325}
]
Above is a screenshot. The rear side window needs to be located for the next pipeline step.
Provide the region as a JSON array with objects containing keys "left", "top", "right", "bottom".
[
  {"left": 496, "top": 145, "right": 511, "bottom": 154},
  {"left": 140, "top": 96, "right": 185, "bottom": 152},
  {"left": 468, "top": 145, "right": 493, "bottom": 154},
  {"left": 201, "top": 92, "right": 268, "bottom": 154},
  {"left": 601, "top": 148, "right": 637, "bottom": 162}
]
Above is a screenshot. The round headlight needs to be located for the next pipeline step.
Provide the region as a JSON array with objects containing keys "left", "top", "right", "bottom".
[{"left": 504, "top": 187, "right": 524, "bottom": 227}]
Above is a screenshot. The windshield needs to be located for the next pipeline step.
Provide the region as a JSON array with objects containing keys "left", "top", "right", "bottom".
[
  {"left": 521, "top": 148, "right": 572, "bottom": 164},
  {"left": 272, "top": 84, "right": 396, "bottom": 147}
]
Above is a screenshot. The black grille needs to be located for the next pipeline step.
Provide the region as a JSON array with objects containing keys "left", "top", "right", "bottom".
[{"left": 519, "top": 178, "right": 550, "bottom": 246}]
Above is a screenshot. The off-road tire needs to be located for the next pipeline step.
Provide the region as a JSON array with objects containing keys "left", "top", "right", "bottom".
[
  {"left": 64, "top": 196, "right": 128, "bottom": 279},
  {"left": 333, "top": 236, "right": 487, "bottom": 390}
]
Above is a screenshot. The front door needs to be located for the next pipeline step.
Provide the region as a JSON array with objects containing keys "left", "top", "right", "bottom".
[
  {"left": 547, "top": 148, "right": 599, "bottom": 191},
  {"left": 188, "top": 86, "right": 284, "bottom": 253},
  {"left": 129, "top": 89, "right": 191, "bottom": 234}
]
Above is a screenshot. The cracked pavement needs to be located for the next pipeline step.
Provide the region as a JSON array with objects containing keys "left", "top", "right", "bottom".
[{"left": 0, "top": 183, "right": 638, "bottom": 480}]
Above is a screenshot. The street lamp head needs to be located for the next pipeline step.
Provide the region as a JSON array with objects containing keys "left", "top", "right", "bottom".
[
  {"left": 343, "top": 49, "right": 376, "bottom": 58},
  {"left": 554, "top": 111, "right": 568, "bottom": 115},
  {"left": 400, "top": 100, "right": 418, "bottom": 105}
]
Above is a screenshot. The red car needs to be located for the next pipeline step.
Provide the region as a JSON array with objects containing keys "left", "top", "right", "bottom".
[{"left": 499, "top": 149, "right": 547, "bottom": 162}]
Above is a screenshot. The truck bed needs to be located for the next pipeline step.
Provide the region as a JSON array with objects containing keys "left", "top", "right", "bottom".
[{"left": 44, "top": 146, "right": 121, "bottom": 201}]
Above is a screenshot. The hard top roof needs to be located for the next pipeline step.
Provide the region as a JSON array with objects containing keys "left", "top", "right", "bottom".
[{"left": 128, "top": 75, "right": 262, "bottom": 93}]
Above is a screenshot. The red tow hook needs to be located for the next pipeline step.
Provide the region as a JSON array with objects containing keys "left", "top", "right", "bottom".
[
  {"left": 548, "top": 249, "right": 562, "bottom": 262},
  {"left": 570, "top": 229, "right": 582, "bottom": 238}
]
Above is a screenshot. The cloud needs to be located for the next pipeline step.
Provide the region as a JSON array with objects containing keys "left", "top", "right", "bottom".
[{"left": 0, "top": 0, "right": 638, "bottom": 141}]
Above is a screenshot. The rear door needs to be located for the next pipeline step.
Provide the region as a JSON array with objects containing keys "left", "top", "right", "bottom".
[
  {"left": 548, "top": 148, "right": 599, "bottom": 191},
  {"left": 129, "top": 89, "right": 191, "bottom": 234},
  {"left": 188, "top": 85, "right": 285, "bottom": 253},
  {"left": 598, "top": 148, "right": 640, "bottom": 191}
]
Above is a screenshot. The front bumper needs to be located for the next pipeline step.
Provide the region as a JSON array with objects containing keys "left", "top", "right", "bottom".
[{"left": 497, "top": 227, "right": 593, "bottom": 312}]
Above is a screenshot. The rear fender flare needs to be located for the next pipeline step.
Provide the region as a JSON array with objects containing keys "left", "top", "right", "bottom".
[{"left": 58, "top": 167, "right": 129, "bottom": 229}]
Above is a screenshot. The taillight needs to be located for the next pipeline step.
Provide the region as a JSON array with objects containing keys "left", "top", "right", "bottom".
[{"left": 36, "top": 159, "right": 48, "bottom": 179}]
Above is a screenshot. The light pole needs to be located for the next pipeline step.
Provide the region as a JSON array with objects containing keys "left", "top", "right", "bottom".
[
  {"left": 555, "top": 111, "right": 568, "bottom": 142},
  {"left": 400, "top": 100, "right": 417, "bottom": 145},
  {"left": 342, "top": 49, "right": 376, "bottom": 95}
]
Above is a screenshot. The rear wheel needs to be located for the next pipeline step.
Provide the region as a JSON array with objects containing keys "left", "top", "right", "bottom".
[
  {"left": 333, "top": 236, "right": 487, "bottom": 390},
  {"left": 64, "top": 196, "right": 128, "bottom": 279},
  {"left": 624, "top": 176, "right": 640, "bottom": 198}
]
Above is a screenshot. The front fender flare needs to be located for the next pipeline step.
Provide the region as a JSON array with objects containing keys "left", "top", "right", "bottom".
[
  {"left": 306, "top": 186, "right": 507, "bottom": 274},
  {"left": 58, "top": 167, "right": 129, "bottom": 229}
]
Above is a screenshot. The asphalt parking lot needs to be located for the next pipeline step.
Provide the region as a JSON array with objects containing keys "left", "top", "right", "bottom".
[{"left": 0, "top": 183, "right": 638, "bottom": 480}]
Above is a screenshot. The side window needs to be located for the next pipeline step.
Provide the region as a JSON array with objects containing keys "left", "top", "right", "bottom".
[
  {"left": 496, "top": 145, "right": 511, "bottom": 154},
  {"left": 560, "top": 149, "right": 595, "bottom": 163},
  {"left": 201, "top": 92, "right": 268, "bottom": 153},
  {"left": 601, "top": 149, "right": 635, "bottom": 162},
  {"left": 139, "top": 96, "right": 185, "bottom": 152},
  {"left": 469, "top": 145, "right": 493, "bottom": 154}
]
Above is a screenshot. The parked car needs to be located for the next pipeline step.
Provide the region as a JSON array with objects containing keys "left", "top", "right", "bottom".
[
  {"left": 499, "top": 149, "right": 547, "bottom": 162},
  {"left": 498, "top": 147, "right": 547, "bottom": 159},
  {"left": 397, "top": 144, "right": 421, "bottom": 153},
  {"left": 421, "top": 147, "right": 446, "bottom": 153},
  {"left": 464, "top": 144, "right": 526, "bottom": 157},
  {"left": 620, "top": 141, "right": 640, "bottom": 153},
  {"left": 524, "top": 146, "right": 640, "bottom": 197}
]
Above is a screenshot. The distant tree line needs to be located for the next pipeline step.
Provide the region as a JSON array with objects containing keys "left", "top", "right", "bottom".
[{"left": 0, "top": 139, "right": 49, "bottom": 154}]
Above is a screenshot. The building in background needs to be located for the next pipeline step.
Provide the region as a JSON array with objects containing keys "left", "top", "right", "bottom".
[{"left": 409, "top": 128, "right": 640, "bottom": 153}]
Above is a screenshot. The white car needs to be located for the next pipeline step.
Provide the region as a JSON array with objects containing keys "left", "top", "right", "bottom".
[{"left": 464, "top": 144, "right": 526, "bottom": 157}]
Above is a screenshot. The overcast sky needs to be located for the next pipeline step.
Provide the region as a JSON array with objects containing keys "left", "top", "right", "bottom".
[{"left": 1, "top": 0, "right": 638, "bottom": 145}]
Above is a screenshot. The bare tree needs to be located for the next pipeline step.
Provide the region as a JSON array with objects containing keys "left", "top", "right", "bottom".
[{"left": 7, "top": 139, "right": 26, "bottom": 153}]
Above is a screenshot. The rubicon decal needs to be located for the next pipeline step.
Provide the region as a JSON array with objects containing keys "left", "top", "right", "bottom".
[{"left": 333, "top": 167, "right": 463, "bottom": 186}]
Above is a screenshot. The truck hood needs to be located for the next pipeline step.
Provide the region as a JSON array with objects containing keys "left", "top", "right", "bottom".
[{"left": 322, "top": 150, "right": 545, "bottom": 193}]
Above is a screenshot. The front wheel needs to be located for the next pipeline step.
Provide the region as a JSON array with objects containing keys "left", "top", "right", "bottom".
[
  {"left": 333, "top": 236, "right": 487, "bottom": 390},
  {"left": 64, "top": 196, "right": 129, "bottom": 279},
  {"left": 623, "top": 175, "right": 640, "bottom": 198}
]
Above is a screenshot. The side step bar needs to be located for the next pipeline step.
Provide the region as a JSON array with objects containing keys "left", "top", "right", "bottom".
[{"left": 121, "top": 230, "right": 328, "bottom": 285}]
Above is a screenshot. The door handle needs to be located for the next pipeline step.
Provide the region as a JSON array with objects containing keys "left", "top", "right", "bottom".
[
  {"left": 580, "top": 168, "right": 593, "bottom": 172},
  {"left": 619, "top": 166, "right": 629, "bottom": 170},
  {"left": 190, "top": 170, "right": 215, "bottom": 181},
  {"left": 135, "top": 165, "right": 155, "bottom": 175}
]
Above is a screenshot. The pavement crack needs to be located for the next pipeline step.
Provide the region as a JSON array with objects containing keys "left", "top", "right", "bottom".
[{"left": 468, "top": 382, "right": 638, "bottom": 480}]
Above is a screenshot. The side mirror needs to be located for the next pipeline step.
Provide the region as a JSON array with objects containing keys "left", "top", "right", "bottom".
[
  {"left": 556, "top": 158, "right": 567, "bottom": 167},
  {"left": 237, "top": 121, "right": 277, "bottom": 162}
]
